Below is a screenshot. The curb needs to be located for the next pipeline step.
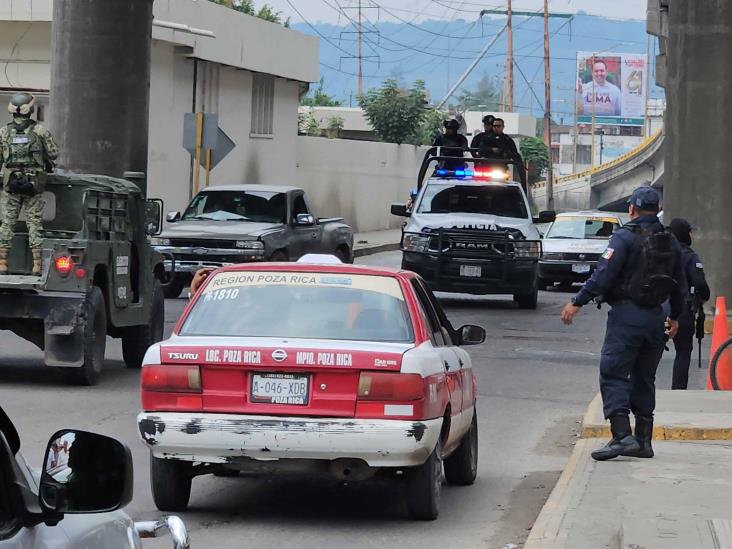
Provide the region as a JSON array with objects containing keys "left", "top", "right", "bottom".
[
  {"left": 524, "top": 439, "right": 597, "bottom": 549},
  {"left": 353, "top": 242, "right": 400, "bottom": 258},
  {"left": 580, "top": 392, "right": 732, "bottom": 441}
]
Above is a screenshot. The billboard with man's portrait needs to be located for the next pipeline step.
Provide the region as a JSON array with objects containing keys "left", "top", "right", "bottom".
[{"left": 576, "top": 52, "right": 647, "bottom": 126}]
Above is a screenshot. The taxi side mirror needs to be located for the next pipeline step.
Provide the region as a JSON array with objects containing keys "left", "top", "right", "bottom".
[
  {"left": 458, "top": 325, "right": 485, "bottom": 346},
  {"left": 533, "top": 210, "right": 556, "bottom": 224},
  {"left": 391, "top": 203, "right": 410, "bottom": 217},
  {"left": 39, "top": 430, "right": 133, "bottom": 514}
]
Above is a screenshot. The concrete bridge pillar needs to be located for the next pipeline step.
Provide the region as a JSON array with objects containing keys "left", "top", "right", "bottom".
[
  {"left": 664, "top": 1, "right": 732, "bottom": 301},
  {"left": 49, "top": 0, "right": 153, "bottom": 193}
]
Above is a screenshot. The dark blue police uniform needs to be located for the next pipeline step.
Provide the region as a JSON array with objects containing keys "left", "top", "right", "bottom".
[
  {"left": 570, "top": 187, "right": 686, "bottom": 461},
  {"left": 670, "top": 219, "right": 710, "bottom": 389}
]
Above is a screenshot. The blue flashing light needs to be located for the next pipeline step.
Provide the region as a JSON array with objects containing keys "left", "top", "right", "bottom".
[
  {"left": 454, "top": 170, "right": 465, "bottom": 176},
  {"left": 436, "top": 169, "right": 448, "bottom": 176}
]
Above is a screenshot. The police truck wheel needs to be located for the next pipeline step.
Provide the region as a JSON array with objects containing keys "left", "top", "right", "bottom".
[
  {"left": 122, "top": 280, "right": 165, "bottom": 368},
  {"left": 514, "top": 287, "right": 538, "bottom": 309},
  {"left": 63, "top": 286, "right": 106, "bottom": 386},
  {"left": 151, "top": 455, "right": 192, "bottom": 512},
  {"left": 270, "top": 250, "right": 288, "bottom": 262},
  {"left": 334, "top": 246, "right": 353, "bottom": 264},
  {"left": 444, "top": 411, "right": 478, "bottom": 485},
  {"left": 406, "top": 441, "right": 442, "bottom": 520},
  {"left": 162, "top": 277, "right": 184, "bottom": 299}
]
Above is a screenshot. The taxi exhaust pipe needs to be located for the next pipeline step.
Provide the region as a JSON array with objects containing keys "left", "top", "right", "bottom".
[{"left": 329, "top": 458, "right": 374, "bottom": 481}]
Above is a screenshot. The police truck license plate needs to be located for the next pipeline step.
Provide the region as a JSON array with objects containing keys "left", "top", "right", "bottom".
[
  {"left": 572, "top": 263, "right": 590, "bottom": 274},
  {"left": 460, "top": 265, "right": 482, "bottom": 277},
  {"left": 251, "top": 373, "right": 309, "bottom": 405}
]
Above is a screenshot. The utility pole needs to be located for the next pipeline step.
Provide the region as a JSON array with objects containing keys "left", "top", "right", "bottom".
[
  {"left": 357, "top": 0, "right": 363, "bottom": 97},
  {"left": 506, "top": 0, "right": 514, "bottom": 111},
  {"left": 543, "top": 0, "right": 554, "bottom": 210}
]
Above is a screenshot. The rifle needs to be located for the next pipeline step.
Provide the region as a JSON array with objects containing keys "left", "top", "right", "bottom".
[{"left": 694, "top": 297, "right": 706, "bottom": 368}]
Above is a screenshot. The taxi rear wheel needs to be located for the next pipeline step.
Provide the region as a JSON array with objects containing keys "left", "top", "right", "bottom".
[
  {"left": 151, "top": 455, "right": 192, "bottom": 512},
  {"left": 406, "top": 440, "right": 442, "bottom": 520},
  {"left": 444, "top": 410, "right": 478, "bottom": 485}
]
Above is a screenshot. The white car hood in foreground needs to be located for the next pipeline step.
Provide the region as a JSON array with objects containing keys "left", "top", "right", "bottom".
[{"left": 542, "top": 238, "right": 611, "bottom": 255}]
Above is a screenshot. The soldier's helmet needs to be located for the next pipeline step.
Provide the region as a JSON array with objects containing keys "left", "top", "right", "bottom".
[{"left": 8, "top": 92, "right": 35, "bottom": 117}]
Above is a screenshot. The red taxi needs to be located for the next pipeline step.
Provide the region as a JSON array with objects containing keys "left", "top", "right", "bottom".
[{"left": 137, "top": 260, "right": 484, "bottom": 520}]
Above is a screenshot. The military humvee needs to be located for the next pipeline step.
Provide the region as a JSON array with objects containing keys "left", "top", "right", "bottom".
[{"left": 0, "top": 173, "right": 167, "bottom": 385}]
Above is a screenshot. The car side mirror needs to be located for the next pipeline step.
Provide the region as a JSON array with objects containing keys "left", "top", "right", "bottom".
[
  {"left": 39, "top": 430, "right": 133, "bottom": 514},
  {"left": 533, "top": 210, "right": 556, "bottom": 224},
  {"left": 391, "top": 203, "right": 410, "bottom": 217},
  {"left": 144, "top": 199, "right": 163, "bottom": 235},
  {"left": 166, "top": 211, "right": 181, "bottom": 223},
  {"left": 295, "top": 213, "right": 316, "bottom": 226},
  {"left": 458, "top": 324, "right": 486, "bottom": 346}
]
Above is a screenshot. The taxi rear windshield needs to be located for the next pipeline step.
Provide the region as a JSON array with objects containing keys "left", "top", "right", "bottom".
[
  {"left": 546, "top": 217, "right": 620, "bottom": 239},
  {"left": 181, "top": 271, "right": 414, "bottom": 343}
]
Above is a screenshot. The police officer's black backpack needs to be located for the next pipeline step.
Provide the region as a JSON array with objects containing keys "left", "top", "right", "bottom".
[{"left": 625, "top": 222, "right": 678, "bottom": 307}]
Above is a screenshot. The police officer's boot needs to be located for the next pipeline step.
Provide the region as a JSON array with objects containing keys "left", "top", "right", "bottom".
[
  {"left": 0, "top": 246, "right": 8, "bottom": 275},
  {"left": 591, "top": 414, "right": 640, "bottom": 461},
  {"left": 31, "top": 248, "right": 42, "bottom": 276},
  {"left": 624, "top": 416, "right": 654, "bottom": 458}
]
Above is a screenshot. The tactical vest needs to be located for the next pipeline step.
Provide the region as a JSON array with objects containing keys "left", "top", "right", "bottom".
[{"left": 2, "top": 119, "right": 44, "bottom": 171}]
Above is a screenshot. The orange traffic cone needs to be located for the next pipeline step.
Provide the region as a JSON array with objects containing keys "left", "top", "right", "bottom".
[{"left": 707, "top": 296, "right": 732, "bottom": 390}]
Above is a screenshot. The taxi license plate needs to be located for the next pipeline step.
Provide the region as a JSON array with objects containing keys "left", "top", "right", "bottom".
[
  {"left": 251, "top": 373, "right": 309, "bottom": 405},
  {"left": 572, "top": 263, "right": 591, "bottom": 274},
  {"left": 460, "top": 265, "right": 482, "bottom": 278}
]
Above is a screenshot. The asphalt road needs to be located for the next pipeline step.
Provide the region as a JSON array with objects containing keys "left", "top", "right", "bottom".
[{"left": 0, "top": 250, "right": 707, "bottom": 548}]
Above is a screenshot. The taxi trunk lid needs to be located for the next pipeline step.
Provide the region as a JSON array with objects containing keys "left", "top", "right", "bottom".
[{"left": 158, "top": 337, "right": 411, "bottom": 417}]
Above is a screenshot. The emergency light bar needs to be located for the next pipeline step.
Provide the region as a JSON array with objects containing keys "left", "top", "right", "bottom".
[{"left": 434, "top": 168, "right": 509, "bottom": 181}]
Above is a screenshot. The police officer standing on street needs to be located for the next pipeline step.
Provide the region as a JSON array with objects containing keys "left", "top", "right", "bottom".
[
  {"left": 668, "top": 218, "right": 710, "bottom": 390},
  {"left": 560, "top": 187, "right": 686, "bottom": 461},
  {"left": 0, "top": 92, "right": 58, "bottom": 275}
]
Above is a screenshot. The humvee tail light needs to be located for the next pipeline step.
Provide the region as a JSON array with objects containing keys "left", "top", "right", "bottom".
[{"left": 54, "top": 256, "right": 73, "bottom": 276}]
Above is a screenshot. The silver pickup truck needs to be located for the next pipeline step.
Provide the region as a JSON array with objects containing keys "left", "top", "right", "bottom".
[{"left": 151, "top": 185, "right": 354, "bottom": 298}]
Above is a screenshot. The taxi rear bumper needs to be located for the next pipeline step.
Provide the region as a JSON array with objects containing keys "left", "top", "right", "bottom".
[{"left": 138, "top": 412, "right": 443, "bottom": 468}]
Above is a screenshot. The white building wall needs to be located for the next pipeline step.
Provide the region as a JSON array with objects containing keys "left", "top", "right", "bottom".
[{"left": 0, "top": 21, "right": 50, "bottom": 89}]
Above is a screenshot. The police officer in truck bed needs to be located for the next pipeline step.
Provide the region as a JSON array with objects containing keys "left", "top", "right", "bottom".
[{"left": 560, "top": 187, "right": 686, "bottom": 462}]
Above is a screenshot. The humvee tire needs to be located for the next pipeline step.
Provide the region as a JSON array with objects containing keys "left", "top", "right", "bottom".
[
  {"left": 62, "top": 286, "right": 107, "bottom": 386},
  {"left": 122, "top": 280, "right": 165, "bottom": 368}
]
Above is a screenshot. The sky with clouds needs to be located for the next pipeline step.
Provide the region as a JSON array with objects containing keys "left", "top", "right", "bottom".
[{"left": 268, "top": 0, "right": 646, "bottom": 24}]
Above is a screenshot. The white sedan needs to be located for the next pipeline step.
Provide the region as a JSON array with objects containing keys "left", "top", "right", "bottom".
[{"left": 538, "top": 211, "right": 623, "bottom": 289}]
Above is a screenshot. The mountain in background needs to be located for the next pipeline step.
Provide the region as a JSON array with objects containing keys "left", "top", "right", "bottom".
[{"left": 292, "top": 14, "right": 663, "bottom": 128}]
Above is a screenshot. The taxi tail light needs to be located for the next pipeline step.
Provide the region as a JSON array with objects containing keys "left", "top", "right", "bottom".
[
  {"left": 357, "top": 372, "right": 424, "bottom": 401},
  {"left": 54, "top": 256, "right": 74, "bottom": 276},
  {"left": 142, "top": 365, "right": 202, "bottom": 393}
]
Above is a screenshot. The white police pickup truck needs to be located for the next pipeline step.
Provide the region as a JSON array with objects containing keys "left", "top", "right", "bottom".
[{"left": 391, "top": 162, "right": 555, "bottom": 309}]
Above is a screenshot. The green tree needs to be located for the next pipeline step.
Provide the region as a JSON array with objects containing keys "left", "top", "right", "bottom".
[
  {"left": 301, "top": 78, "right": 342, "bottom": 107},
  {"left": 410, "top": 108, "right": 446, "bottom": 147},
  {"left": 209, "top": 0, "right": 289, "bottom": 25},
  {"left": 359, "top": 79, "right": 429, "bottom": 145},
  {"left": 457, "top": 73, "right": 500, "bottom": 110},
  {"left": 519, "top": 137, "right": 550, "bottom": 185}
]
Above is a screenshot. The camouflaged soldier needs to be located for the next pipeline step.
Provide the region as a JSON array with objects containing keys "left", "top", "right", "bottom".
[{"left": 0, "top": 92, "right": 58, "bottom": 275}]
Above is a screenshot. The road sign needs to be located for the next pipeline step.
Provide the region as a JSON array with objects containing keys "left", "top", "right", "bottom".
[{"left": 183, "top": 112, "right": 218, "bottom": 153}]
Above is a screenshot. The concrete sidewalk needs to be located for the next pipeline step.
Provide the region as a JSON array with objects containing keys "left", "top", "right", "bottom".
[
  {"left": 526, "top": 390, "right": 732, "bottom": 549},
  {"left": 353, "top": 229, "right": 401, "bottom": 257}
]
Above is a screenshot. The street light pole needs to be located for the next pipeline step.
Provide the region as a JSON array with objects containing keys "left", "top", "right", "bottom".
[{"left": 543, "top": 0, "right": 554, "bottom": 210}]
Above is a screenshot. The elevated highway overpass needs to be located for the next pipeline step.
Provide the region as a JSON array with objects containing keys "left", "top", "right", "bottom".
[{"left": 531, "top": 128, "right": 664, "bottom": 212}]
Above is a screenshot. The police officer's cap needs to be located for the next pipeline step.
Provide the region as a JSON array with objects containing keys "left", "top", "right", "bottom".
[
  {"left": 8, "top": 92, "right": 35, "bottom": 116},
  {"left": 627, "top": 186, "right": 660, "bottom": 212},
  {"left": 482, "top": 114, "right": 495, "bottom": 124}
]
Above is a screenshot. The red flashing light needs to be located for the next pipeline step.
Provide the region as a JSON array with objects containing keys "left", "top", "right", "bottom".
[
  {"left": 54, "top": 256, "right": 73, "bottom": 276},
  {"left": 74, "top": 267, "right": 86, "bottom": 279}
]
